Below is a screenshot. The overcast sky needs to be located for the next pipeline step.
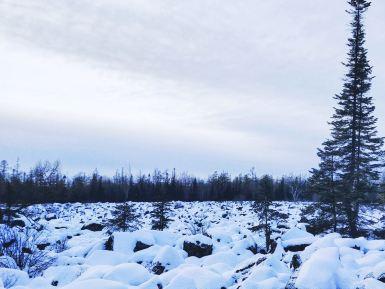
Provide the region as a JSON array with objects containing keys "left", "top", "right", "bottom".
[{"left": 0, "top": 0, "right": 384, "bottom": 177}]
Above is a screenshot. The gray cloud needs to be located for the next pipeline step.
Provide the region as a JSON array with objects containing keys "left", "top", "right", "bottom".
[{"left": 0, "top": 0, "right": 384, "bottom": 177}]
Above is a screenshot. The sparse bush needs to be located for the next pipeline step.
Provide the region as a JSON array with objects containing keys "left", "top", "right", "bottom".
[
  {"left": 52, "top": 237, "right": 68, "bottom": 253},
  {"left": 0, "top": 225, "right": 55, "bottom": 277},
  {"left": 186, "top": 213, "right": 211, "bottom": 235}
]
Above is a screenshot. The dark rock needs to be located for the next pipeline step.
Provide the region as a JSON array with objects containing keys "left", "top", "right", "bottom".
[
  {"left": 133, "top": 241, "right": 152, "bottom": 252},
  {"left": 277, "top": 224, "right": 290, "bottom": 230},
  {"left": 284, "top": 243, "right": 310, "bottom": 252},
  {"left": 104, "top": 235, "right": 114, "bottom": 251},
  {"left": 37, "top": 243, "right": 51, "bottom": 250},
  {"left": 3, "top": 239, "right": 16, "bottom": 248},
  {"left": 259, "top": 248, "right": 267, "bottom": 254},
  {"left": 378, "top": 273, "right": 385, "bottom": 283},
  {"left": 81, "top": 223, "right": 104, "bottom": 231},
  {"left": 374, "top": 229, "right": 385, "bottom": 239},
  {"left": 10, "top": 219, "right": 25, "bottom": 228},
  {"left": 51, "top": 281, "right": 58, "bottom": 286},
  {"left": 247, "top": 244, "right": 258, "bottom": 254},
  {"left": 183, "top": 240, "right": 213, "bottom": 258},
  {"left": 152, "top": 262, "right": 165, "bottom": 275},
  {"left": 22, "top": 247, "right": 33, "bottom": 254},
  {"left": 269, "top": 239, "right": 278, "bottom": 253},
  {"left": 249, "top": 224, "right": 264, "bottom": 232},
  {"left": 290, "top": 254, "right": 302, "bottom": 270}
]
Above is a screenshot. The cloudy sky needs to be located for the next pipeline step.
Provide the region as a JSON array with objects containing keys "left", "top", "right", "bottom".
[{"left": 0, "top": 0, "right": 384, "bottom": 177}]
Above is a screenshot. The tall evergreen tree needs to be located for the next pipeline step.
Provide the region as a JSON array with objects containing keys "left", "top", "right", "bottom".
[{"left": 312, "top": 0, "right": 384, "bottom": 236}]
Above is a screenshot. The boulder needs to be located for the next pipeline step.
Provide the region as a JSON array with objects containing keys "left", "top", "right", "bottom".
[
  {"left": 10, "top": 219, "right": 25, "bottom": 228},
  {"left": 134, "top": 241, "right": 152, "bottom": 252},
  {"left": 81, "top": 223, "right": 104, "bottom": 231},
  {"left": 183, "top": 235, "right": 213, "bottom": 258}
]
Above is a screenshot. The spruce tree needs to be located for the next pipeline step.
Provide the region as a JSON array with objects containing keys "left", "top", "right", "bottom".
[
  {"left": 107, "top": 202, "right": 141, "bottom": 232},
  {"left": 308, "top": 139, "right": 341, "bottom": 232},
  {"left": 312, "top": 0, "right": 384, "bottom": 236},
  {"left": 151, "top": 201, "right": 172, "bottom": 231},
  {"left": 253, "top": 175, "right": 275, "bottom": 252}
]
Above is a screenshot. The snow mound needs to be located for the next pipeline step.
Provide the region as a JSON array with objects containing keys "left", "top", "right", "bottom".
[
  {"left": 0, "top": 268, "right": 29, "bottom": 288},
  {"left": 61, "top": 279, "right": 129, "bottom": 289},
  {"left": 165, "top": 267, "right": 226, "bottom": 289},
  {"left": 152, "top": 245, "right": 185, "bottom": 271},
  {"left": 281, "top": 227, "right": 315, "bottom": 248},
  {"left": 103, "top": 263, "right": 151, "bottom": 285},
  {"left": 295, "top": 247, "right": 343, "bottom": 289}
]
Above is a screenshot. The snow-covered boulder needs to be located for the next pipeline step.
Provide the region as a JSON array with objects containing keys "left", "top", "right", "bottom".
[
  {"left": 0, "top": 268, "right": 29, "bottom": 288},
  {"left": 113, "top": 231, "right": 155, "bottom": 254},
  {"left": 355, "top": 278, "right": 385, "bottom": 289},
  {"left": 180, "top": 235, "right": 213, "bottom": 258},
  {"left": 103, "top": 263, "right": 151, "bottom": 286},
  {"left": 165, "top": 267, "right": 226, "bottom": 289},
  {"left": 295, "top": 247, "right": 350, "bottom": 289},
  {"left": 43, "top": 265, "right": 85, "bottom": 287},
  {"left": 81, "top": 223, "right": 104, "bottom": 231},
  {"left": 281, "top": 227, "right": 315, "bottom": 252},
  {"left": 85, "top": 250, "right": 129, "bottom": 266},
  {"left": 61, "top": 279, "right": 129, "bottom": 289},
  {"left": 152, "top": 245, "right": 185, "bottom": 274}
]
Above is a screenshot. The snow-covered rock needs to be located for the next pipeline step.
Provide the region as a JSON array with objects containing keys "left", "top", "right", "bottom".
[
  {"left": 61, "top": 279, "right": 130, "bottom": 289},
  {"left": 103, "top": 263, "right": 151, "bottom": 285},
  {"left": 85, "top": 250, "right": 130, "bottom": 266},
  {"left": 295, "top": 247, "right": 348, "bottom": 289},
  {"left": 0, "top": 268, "right": 29, "bottom": 288},
  {"left": 281, "top": 227, "right": 315, "bottom": 251}
]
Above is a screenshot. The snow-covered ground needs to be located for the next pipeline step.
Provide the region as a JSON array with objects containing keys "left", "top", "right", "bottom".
[{"left": 1, "top": 202, "right": 385, "bottom": 289}]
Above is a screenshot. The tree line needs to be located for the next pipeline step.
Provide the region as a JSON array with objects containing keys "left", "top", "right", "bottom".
[{"left": 0, "top": 159, "right": 309, "bottom": 205}]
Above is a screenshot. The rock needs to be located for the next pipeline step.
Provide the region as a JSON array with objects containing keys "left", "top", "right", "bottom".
[
  {"left": 10, "top": 219, "right": 25, "bottom": 228},
  {"left": 378, "top": 273, "right": 385, "bottom": 283},
  {"left": 247, "top": 244, "right": 258, "bottom": 254},
  {"left": 133, "top": 241, "right": 152, "bottom": 252},
  {"left": 183, "top": 238, "right": 213, "bottom": 258},
  {"left": 45, "top": 213, "right": 57, "bottom": 221},
  {"left": 374, "top": 229, "right": 385, "bottom": 239},
  {"left": 81, "top": 223, "right": 104, "bottom": 231},
  {"left": 22, "top": 247, "right": 33, "bottom": 254},
  {"left": 152, "top": 262, "right": 165, "bottom": 275},
  {"left": 249, "top": 224, "right": 264, "bottom": 232},
  {"left": 277, "top": 224, "right": 290, "bottom": 230},
  {"left": 291, "top": 254, "right": 302, "bottom": 270},
  {"left": 105, "top": 235, "right": 114, "bottom": 251},
  {"left": 174, "top": 203, "right": 184, "bottom": 209},
  {"left": 284, "top": 244, "right": 310, "bottom": 252},
  {"left": 37, "top": 243, "right": 51, "bottom": 250}
]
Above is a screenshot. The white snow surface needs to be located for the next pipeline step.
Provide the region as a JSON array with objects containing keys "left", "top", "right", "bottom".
[{"left": 2, "top": 201, "right": 385, "bottom": 289}]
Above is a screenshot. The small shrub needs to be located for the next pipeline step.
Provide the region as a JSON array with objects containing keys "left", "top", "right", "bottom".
[
  {"left": 0, "top": 225, "right": 55, "bottom": 277},
  {"left": 186, "top": 213, "right": 211, "bottom": 235}
]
